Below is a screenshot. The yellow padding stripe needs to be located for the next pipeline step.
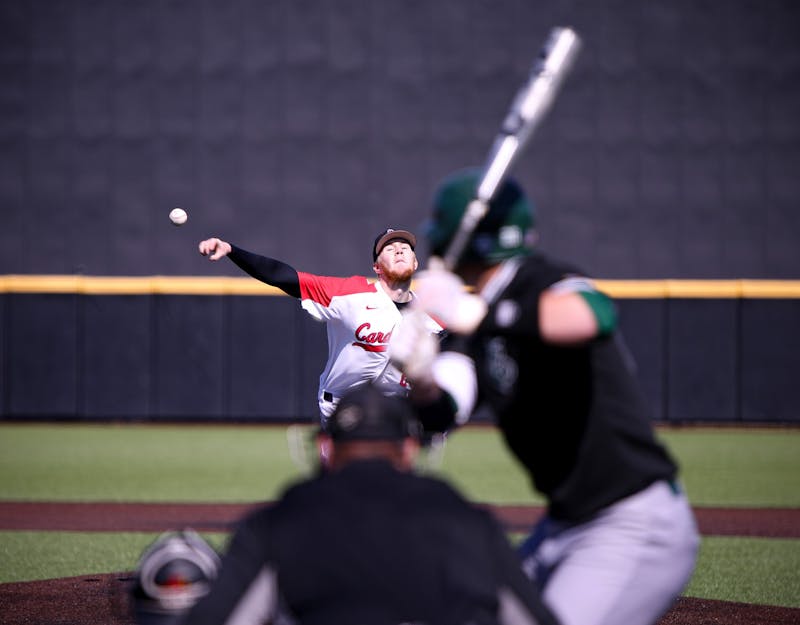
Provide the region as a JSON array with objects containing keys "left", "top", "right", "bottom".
[
  {"left": 1, "top": 275, "right": 799, "bottom": 298},
  {"left": 594, "top": 280, "right": 800, "bottom": 298},
  {"left": 0, "top": 275, "right": 284, "bottom": 295}
]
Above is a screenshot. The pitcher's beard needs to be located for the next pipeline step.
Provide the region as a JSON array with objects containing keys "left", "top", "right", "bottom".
[{"left": 382, "top": 265, "right": 414, "bottom": 284}]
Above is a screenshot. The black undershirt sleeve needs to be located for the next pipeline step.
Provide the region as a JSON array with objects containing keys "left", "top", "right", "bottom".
[{"left": 228, "top": 245, "right": 301, "bottom": 298}]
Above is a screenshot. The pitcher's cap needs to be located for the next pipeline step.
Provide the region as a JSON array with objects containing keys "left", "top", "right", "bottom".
[{"left": 373, "top": 228, "right": 416, "bottom": 261}]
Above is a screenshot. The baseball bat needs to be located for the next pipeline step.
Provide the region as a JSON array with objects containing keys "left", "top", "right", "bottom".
[{"left": 439, "top": 26, "right": 582, "bottom": 270}]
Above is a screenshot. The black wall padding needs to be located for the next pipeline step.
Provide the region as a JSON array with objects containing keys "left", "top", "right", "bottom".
[
  {"left": 227, "top": 296, "right": 305, "bottom": 420},
  {"left": 666, "top": 300, "right": 738, "bottom": 422},
  {"left": 740, "top": 299, "right": 800, "bottom": 422},
  {"left": 152, "top": 295, "right": 227, "bottom": 419},
  {"left": 6, "top": 294, "right": 79, "bottom": 417},
  {"left": 2, "top": 293, "right": 798, "bottom": 424},
  {"left": 616, "top": 299, "right": 667, "bottom": 421},
  {"left": 1, "top": 1, "right": 799, "bottom": 279},
  {"left": 83, "top": 295, "right": 151, "bottom": 418}
]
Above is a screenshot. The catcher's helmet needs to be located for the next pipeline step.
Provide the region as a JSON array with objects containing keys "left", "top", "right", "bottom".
[
  {"left": 326, "top": 383, "right": 421, "bottom": 443},
  {"left": 131, "top": 529, "right": 221, "bottom": 625},
  {"left": 426, "top": 168, "right": 537, "bottom": 267}
]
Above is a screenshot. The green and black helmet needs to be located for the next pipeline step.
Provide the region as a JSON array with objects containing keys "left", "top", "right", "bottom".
[{"left": 426, "top": 168, "right": 537, "bottom": 267}]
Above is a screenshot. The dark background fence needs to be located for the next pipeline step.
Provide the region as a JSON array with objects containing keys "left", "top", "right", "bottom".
[
  {"left": 2, "top": 289, "right": 798, "bottom": 424},
  {"left": 1, "top": 1, "right": 799, "bottom": 423}
]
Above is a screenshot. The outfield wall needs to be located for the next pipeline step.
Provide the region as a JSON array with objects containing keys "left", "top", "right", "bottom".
[
  {"left": 1, "top": 277, "right": 798, "bottom": 424},
  {"left": 3, "top": 1, "right": 799, "bottom": 281}
]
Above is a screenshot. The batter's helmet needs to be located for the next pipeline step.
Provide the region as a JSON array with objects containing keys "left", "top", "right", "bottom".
[
  {"left": 426, "top": 168, "right": 537, "bottom": 266},
  {"left": 131, "top": 529, "right": 221, "bottom": 625}
]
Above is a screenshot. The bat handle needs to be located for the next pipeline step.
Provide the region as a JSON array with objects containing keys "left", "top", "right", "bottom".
[{"left": 442, "top": 199, "right": 489, "bottom": 271}]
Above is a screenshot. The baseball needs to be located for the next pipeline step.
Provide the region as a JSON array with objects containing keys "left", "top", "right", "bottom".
[{"left": 169, "top": 208, "right": 188, "bottom": 226}]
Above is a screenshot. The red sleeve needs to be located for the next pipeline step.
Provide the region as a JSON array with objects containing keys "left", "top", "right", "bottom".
[{"left": 297, "top": 273, "right": 376, "bottom": 307}]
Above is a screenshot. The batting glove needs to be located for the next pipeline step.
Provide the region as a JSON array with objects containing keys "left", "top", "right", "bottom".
[
  {"left": 389, "top": 310, "right": 440, "bottom": 384},
  {"left": 413, "top": 268, "right": 488, "bottom": 334}
]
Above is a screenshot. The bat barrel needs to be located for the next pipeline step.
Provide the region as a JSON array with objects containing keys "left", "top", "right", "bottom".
[
  {"left": 486, "top": 27, "right": 582, "bottom": 195},
  {"left": 519, "top": 27, "right": 582, "bottom": 121},
  {"left": 436, "top": 26, "right": 582, "bottom": 271}
]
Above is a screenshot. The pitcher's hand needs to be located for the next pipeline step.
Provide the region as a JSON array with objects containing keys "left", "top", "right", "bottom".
[{"left": 198, "top": 238, "right": 232, "bottom": 261}]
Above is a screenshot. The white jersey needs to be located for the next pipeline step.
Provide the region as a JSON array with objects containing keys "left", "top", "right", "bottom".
[{"left": 298, "top": 272, "right": 442, "bottom": 422}]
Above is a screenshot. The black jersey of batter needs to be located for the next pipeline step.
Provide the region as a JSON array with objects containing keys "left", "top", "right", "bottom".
[
  {"left": 184, "top": 459, "right": 557, "bottom": 625},
  {"left": 446, "top": 253, "right": 677, "bottom": 522}
]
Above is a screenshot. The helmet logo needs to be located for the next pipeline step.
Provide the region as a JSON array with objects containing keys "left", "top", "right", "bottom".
[{"left": 498, "top": 225, "right": 523, "bottom": 249}]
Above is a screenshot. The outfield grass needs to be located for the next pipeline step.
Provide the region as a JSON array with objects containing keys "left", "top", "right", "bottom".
[
  {"left": 1, "top": 423, "right": 799, "bottom": 607},
  {"left": 437, "top": 426, "right": 800, "bottom": 507},
  {"left": 660, "top": 428, "right": 800, "bottom": 507},
  {"left": 2, "top": 423, "right": 798, "bottom": 506},
  {"left": 0, "top": 423, "right": 301, "bottom": 502}
]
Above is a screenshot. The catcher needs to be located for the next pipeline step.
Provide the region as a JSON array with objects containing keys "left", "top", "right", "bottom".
[{"left": 181, "top": 384, "right": 559, "bottom": 625}]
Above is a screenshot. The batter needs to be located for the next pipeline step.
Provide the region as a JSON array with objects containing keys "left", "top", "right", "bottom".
[{"left": 393, "top": 169, "right": 700, "bottom": 625}]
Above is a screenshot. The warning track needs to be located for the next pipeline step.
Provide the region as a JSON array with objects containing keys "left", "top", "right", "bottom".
[{"left": 1, "top": 501, "right": 798, "bottom": 537}]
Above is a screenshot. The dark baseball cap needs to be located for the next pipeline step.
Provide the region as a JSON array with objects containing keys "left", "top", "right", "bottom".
[
  {"left": 372, "top": 228, "right": 417, "bottom": 261},
  {"left": 327, "top": 385, "right": 420, "bottom": 442}
]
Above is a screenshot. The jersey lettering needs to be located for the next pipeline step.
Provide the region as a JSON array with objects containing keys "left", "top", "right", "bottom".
[
  {"left": 353, "top": 322, "right": 394, "bottom": 352},
  {"left": 486, "top": 337, "right": 518, "bottom": 395}
]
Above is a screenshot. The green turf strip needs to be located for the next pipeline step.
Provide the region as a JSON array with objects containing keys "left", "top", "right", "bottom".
[{"left": 0, "top": 531, "right": 229, "bottom": 584}]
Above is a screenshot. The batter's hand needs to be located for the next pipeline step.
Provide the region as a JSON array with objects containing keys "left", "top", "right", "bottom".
[
  {"left": 198, "top": 237, "right": 232, "bottom": 261},
  {"left": 413, "top": 268, "right": 487, "bottom": 334}
]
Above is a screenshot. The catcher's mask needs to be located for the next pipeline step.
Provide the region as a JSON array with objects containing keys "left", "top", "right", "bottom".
[
  {"left": 426, "top": 167, "right": 537, "bottom": 268},
  {"left": 131, "top": 529, "right": 221, "bottom": 625}
]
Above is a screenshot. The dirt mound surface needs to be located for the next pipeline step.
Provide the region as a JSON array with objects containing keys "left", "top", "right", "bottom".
[{"left": 2, "top": 574, "right": 799, "bottom": 625}]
